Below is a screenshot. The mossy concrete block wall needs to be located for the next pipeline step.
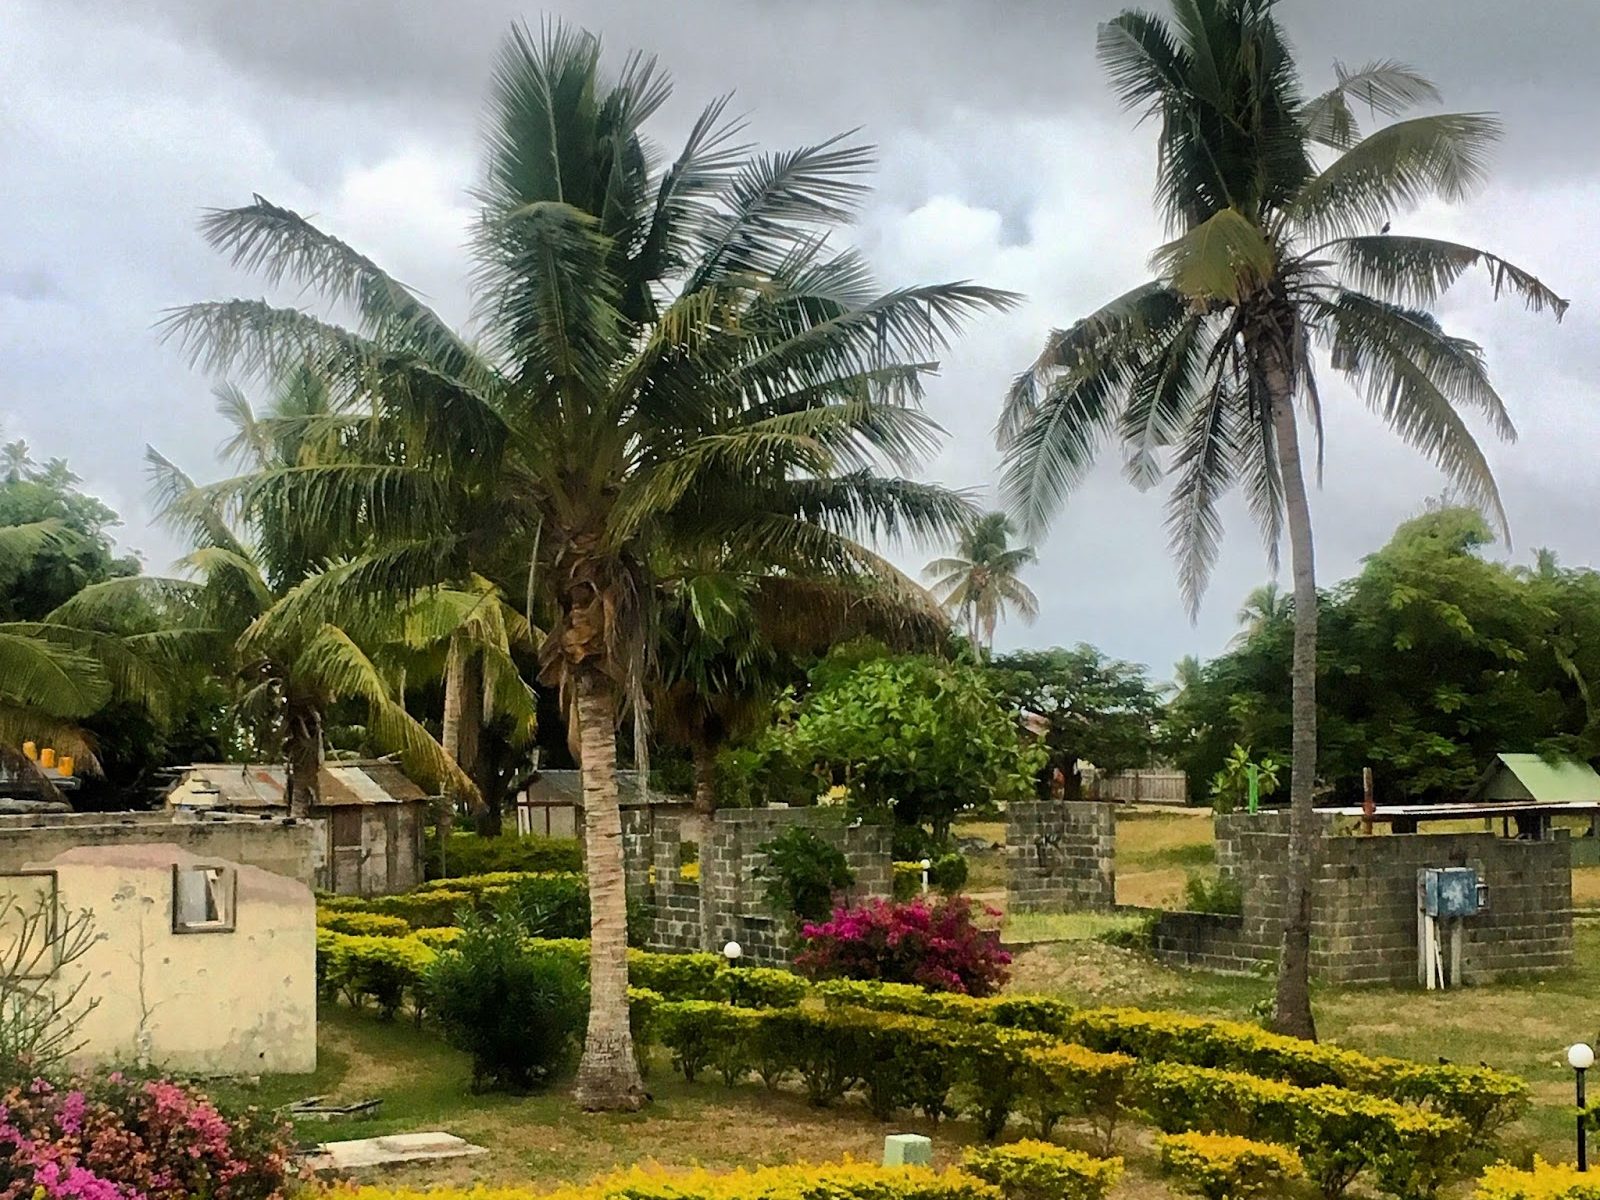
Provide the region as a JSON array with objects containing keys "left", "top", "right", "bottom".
[
  {"left": 1005, "top": 800, "right": 1116, "bottom": 912},
  {"left": 621, "top": 804, "right": 892, "bottom": 966},
  {"left": 1152, "top": 811, "right": 1574, "bottom": 984}
]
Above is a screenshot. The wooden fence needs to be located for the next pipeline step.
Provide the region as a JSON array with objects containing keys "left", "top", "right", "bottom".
[{"left": 1086, "top": 769, "right": 1189, "bottom": 806}]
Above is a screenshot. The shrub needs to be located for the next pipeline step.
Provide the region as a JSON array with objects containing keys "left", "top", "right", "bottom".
[
  {"left": 316, "top": 908, "right": 412, "bottom": 937},
  {"left": 0, "top": 1074, "right": 295, "bottom": 1200},
  {"left": 1476, "top": 1158, "right": 1600, "bottom": 1200},
  {"left": 341, "top": 1161, "right": 1002, "bottom": 1200},
  {"left": 428, "top": 832, "right": 583, "bottom": 878},
  {"left": 656, "top": 1000, "right": 752, "bottom": 1084},
  {"left": 711, "top": 966, "right": 811, "bottom": 1009},
  {"left": 758, "top": 826, "right": 855, "bottom": 923},
  {"left": 949, "top": 1023, "right": 1052, "bottom": 1138},
  {"left": 1022, "top": 1044, "right": 1136, "bottom": 1150},
  {"left": 425, "top": 913, "right": 588, "bottom": 1091},
  {"left": 329, "top": 934, "right": 438, "bottom": 1018},
  {"left": 1181, "top": 874, "right": 1243, "bottom": 916},
  {"left": 1158, "top": 1131, "right": 1303, "bottom": 1200},
  {"left": 812, "top": 979, "right": 1070, "bottom": 1032},
  {"left": 1134, "top": 1062, "right": 1465, "bottom": 1198},
  {"left": 892, "top": 854, "right": 969, "bottom": 901},
  {"left": 796, "top": 896, "right": 1011, "bottom": 996},
  {"left": 961, "top": 1141, "right": 1123, "bottom": 1200},
  {"left": 627, "top": 949, "right": 723, "bottom": 999}
]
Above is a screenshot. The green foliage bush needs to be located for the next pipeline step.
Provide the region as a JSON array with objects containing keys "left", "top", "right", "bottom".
[
  {"left": 757, "top": 825, "right": 855, "bottom": 923},
  {"left": 1022, "top": 1044, "right": 1136, "bottom": 1150},
  {"left": 1180, "top": 873, "right": 1243, "bottom": 916},
  {"left": 315, "top": 907, "right": 412, "bottom": 938},
  {"left": 892, "top": 854, "right": 970, "bottom": 900},
  {"left": 1136, "top": 1062, "right": 1465, "bottom": 1198},
  {"left": 425, "top": 913, "right": 588, "bottom": 1091},
  {"left": 1157, "top": 1131, "right": 1303, "bottom": 1200},
  {"left": 1476, "top": 1158, "right": 1600, "bottom": 1200},
  {"left": 711, "top": 966, "right": 812, "bottom": 1009},
  {"left": 427, "top": 832, "right": 583, "bottom": 878},
  {"left": 962, "top": 1141, "right": 1123, "bottom": 1200}
]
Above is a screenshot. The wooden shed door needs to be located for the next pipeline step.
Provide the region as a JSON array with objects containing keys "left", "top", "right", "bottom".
[{"left": 330, "top": 808, "right": 363, "bottom": 895}]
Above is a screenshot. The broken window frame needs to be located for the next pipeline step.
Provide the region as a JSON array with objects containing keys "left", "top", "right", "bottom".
[{"left": 170, "top": 863, "right": 237, "bottom": 934}]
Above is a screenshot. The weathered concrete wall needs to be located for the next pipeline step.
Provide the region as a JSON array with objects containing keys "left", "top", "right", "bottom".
[
  {"left": 1151, "top": 812, "right": 1573, "bottom": 984},
  {"left": 316, "top": 806, "right": 425, "bottom": 896},
  {"left": 622, "top": 805, "right": 892, "bottom": 966},
  {"left": 1005, "top": 801, "right": 1116, "bottom": 912},
  {"left": 7, "top": 842, "right": 316, "bottom": 1075},
  {"left": 0, "top": 812, "right": 316, "bottom": 886}
]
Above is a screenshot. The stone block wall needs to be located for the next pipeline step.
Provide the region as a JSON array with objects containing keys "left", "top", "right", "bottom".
[
  {"left": 1151, "top": 811, "right": 1574, "bottom": 984},
  {"left": 621, "top": 804, "right": 892, "bottom": 966},
  {"left": 1005, "top": 801, "right": 1116, "bottom": 912}
]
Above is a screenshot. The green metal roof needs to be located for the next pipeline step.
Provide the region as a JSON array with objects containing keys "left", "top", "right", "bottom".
[{"left": 1474, "top": 753, "right": 1600, "bottom": 802}]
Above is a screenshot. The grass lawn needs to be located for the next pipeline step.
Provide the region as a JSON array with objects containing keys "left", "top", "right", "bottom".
[{"left": 224, "top": 1006, "right": 1186, "bottom": 1198}]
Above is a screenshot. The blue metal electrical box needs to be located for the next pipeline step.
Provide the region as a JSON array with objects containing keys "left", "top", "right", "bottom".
[{"left": 1422, "top": 867, "right": 1482, "bottom": 917}]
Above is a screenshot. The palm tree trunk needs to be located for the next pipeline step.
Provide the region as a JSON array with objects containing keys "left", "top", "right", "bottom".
[
  {"left": 440, "top": 637, "right": 466, "bottom": 841},
  {"left": 691, "top": 742, "right": 717, "bottom": 816},
  {"left": 284, "top": 704, "right": 322, "bottom": 821},
  {"left": 570, "top": 665, "right": 647, "bottom": 1110},
  {"left": 1267, "top": 359, "right": 1320, "bottom": 1042}
]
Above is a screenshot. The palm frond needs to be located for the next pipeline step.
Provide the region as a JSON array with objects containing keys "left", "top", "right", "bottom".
[
  {"left": 1163, "top": 375, "right": 1240, "bottom": 617},
  {"left": 0, "top": 522, "right": 81, "bottom": 581},
  {"left": 1324, "top": 235, "right": 1569, "bottom": 319},
  {"left": 0, "top": 630, "right": 110, "bottom": 718},
  {"left": 1291, "top": 113, "right": 1501, "bottom": 240},
  {"left": 197, "top": 196, "right": 489, "bottom": 383},
  {"left": 1301, "top": 60, "right": 1441, "bottom": 150},
  {"left": 1151, "top": 207, "right": 1276, "bottom": 302},
  {"left": 1316, "top": 291, "right": 1509, "bottom": 533}
]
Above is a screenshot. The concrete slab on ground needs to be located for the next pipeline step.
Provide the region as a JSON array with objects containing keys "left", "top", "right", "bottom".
[{"left": 308, "top": 1131, "right": 489, "bottom": 1171}]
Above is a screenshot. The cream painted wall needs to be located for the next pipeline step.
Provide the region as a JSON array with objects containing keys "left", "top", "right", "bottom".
[{"left": 11, "top": 842, "right": 317, "bottom": 1075}]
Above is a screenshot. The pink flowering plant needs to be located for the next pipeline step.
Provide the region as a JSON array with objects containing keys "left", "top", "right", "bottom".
[
  {"left": 794, "top": 895, "right": 1012, "bottom": 996},
  {"left": 0, "top": 1073, "right": 295, "bottom": 1200}
]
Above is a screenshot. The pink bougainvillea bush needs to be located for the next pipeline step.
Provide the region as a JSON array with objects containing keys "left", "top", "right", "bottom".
[
  {"left": 794, "top": 895, "right": 1012, "bottom": 996},
  {"left": 0, "top": 1074, "right": 296, "bottom": 1200}
]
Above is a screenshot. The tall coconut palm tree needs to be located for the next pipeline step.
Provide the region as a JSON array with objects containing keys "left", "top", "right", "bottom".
[
  {"left": 997, "top": 0, "right": 1565, "bottom": 1037},
  {"left": 923, "top": 511, "right": 1039, "bottom": 655},
  {"left": 160, "top": 22, "right": 1009, "bottom": 1107}
]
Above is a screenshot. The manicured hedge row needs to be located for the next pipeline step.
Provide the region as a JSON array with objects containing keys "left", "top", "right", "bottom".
[
  {"left": 339, "top": 1149, "right": 1123, "bottom": 1200},
  {"left": 320, "top": 871, "right": 590, "bottom": 936},
  {"left": 316, "top": 928, "right": 805, "bottom": 1017},
  {"left": 1476, "top": 1159, "right": 1600, "bottom": 1200},
  {"left": 1157, "top": 1131, "right": 1303, "bottom": 1200},
  {"left": 427, "top": 832, "right": 584, "bottom": 878},
  {"left": 646, "top": 1002, "right": 1464, "bottom": 1199},
  {"left": 1138, "top": 1061, "right": 1463, "bottom": 1199},
  {"left": 812, "top": 980, "right": 1525, "bottom": 1137}
]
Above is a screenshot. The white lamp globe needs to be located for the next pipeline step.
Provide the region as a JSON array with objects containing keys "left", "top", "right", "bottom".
[
  {"left": 1569, "top": 1043, "right": 1595, "bottom": 1071},
  {"left": 722, "top": 940, "right": 743, "bottom": 962}
]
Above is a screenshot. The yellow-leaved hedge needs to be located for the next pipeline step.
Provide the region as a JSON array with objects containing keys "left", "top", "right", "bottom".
[{"left": 1157, "top": 1131, "right": 1303, "bottom": 1200}]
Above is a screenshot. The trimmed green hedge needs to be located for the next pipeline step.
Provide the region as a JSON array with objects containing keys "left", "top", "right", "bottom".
[{"left": 427, "top": 832, "right": 584, "bottom": 878}]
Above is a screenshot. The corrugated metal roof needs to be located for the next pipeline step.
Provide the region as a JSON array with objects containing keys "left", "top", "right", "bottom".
[
  {"left": 1470, "top": 753, "right": 1600, "bottom": 803},
  {"left": 167, "top": 761, "right": 430, "bottom": 810}
]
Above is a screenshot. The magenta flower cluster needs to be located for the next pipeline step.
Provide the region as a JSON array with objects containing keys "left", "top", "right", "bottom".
[
  {"left": 0, "top": 1074, "right": 295, "bottom": 1200},
  {"left": 795, "top": 895, "right": 1012, "bottom": 996}
]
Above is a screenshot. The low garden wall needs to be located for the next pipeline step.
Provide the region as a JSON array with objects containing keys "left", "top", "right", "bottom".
[
  {"left": 1005, "top": 800, "right": 1116, "bottom": 912},
  {"left": 621, "top": 804, "right": 892, "bottom": 966},
  {"left": 1150, "top": 812, "right": 1574, "bottom": 984}
]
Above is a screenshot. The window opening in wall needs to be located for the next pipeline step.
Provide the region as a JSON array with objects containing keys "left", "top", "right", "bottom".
[
  {"left": 0, "top": 870, "right": 62, "bottom": 978},
  {"left": 172, "top": 864, "right": 236, "bottom": 933}
]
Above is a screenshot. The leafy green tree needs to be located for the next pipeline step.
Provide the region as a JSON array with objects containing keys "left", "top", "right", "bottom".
[
  {"left": 1166, "top": 506, "right": 1585, "bottom": 805},
  {"left": 760, "top": 648, "right": 1043, "bottom": 847},
  {"left": 923, "top": 511, "right": 1038, "bottom": 656},
  {"left": 997, "top": 0, "right": 1565, "bottom": 1038},
  {"left": 988, "top": 645, "right": 1163, "bottom": 797},
  {"left": 161, "top": 24, "right": 1006, "bottom": 1107}
]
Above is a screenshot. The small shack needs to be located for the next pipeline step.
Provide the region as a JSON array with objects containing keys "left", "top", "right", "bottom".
[
  {"left": 166, "top": 761, "right": 432, "bottom": 896},
  {"left": 515, "top": 769, "right": 680, "bottom": 837}
]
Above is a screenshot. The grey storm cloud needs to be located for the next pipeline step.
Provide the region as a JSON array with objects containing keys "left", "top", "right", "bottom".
[{"left": 6, "top": 0, "right": 1598, "bottom": 676}]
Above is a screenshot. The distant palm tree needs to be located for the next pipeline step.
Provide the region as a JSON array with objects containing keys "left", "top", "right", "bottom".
[
  {"left": 1, "top": 442, "right": 33, "bottom": 485},
  {"left": 998, "top": 0, "right": 1564, "bottom": 1037},
  {"left": 1231, "top": 582, "right": 1290, "bottom": 647},
  {"left": 924, "top": 511, "right": 1039, "bottom": 655}
]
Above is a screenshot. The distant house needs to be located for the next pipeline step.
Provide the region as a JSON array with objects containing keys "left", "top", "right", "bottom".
[
  {"left": 515, "top": 769, "right": 681, "bottom": 837},
  {"left": 165, "top": 761, "right": 432, "bottom": 895}
]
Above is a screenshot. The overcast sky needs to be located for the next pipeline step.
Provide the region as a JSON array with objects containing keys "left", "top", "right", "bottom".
[{"left": 4, "top": 0, "right": 1596, "bottom": 679}]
